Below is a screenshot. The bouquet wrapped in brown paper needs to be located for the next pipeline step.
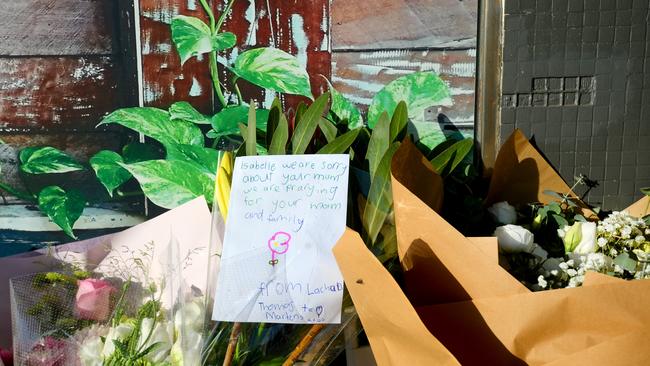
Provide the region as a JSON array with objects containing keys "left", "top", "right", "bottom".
[{"left": 334, "top": 130, "right": 650, "bottom": 365}]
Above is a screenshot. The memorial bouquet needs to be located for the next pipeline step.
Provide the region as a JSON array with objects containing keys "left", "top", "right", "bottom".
[{"left": 334, "top": 131, "right": 650, "bottom": 365}]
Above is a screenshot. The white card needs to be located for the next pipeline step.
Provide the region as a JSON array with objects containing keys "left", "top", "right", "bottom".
[{"left": 212, "top": 154, "right": 350, "bottom": 324}]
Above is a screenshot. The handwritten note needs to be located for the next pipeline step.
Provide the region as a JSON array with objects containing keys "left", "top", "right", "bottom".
[{"left": 212, "top": 155, "right": 350, "bottom": 324}]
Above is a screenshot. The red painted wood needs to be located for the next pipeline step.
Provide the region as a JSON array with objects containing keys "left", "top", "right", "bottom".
[
  {"left": 0, "top": 57, "right": 120, "bottom": 131},
  {"left": 138, "top": 0, "right": 331, "bottom": 112}
]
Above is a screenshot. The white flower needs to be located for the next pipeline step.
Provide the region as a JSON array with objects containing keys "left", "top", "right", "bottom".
[
  {"left": 635, "top": 235, "right": 645, "bottom": 244},
  {"left": 537, "top": 275, "right": 548, "bottom": 289},
  {"left": 138, "top": 318, "right": 173, "bottom": 363},
  {"left": 488, "top": 201, "right": 518, "bottom": 225},
  {"left": 79, "top": 336, "right": 104, "bottom": 366},
  {"left": 171, "top": 298, "right": 205, "bottom": 366},
  {"left": 597, "top": 237, "right": 608, "bottom": 247},
  {"left": 493, "top": 225, "right": 535, "bottom": 253},
  {"left": 102, "top": 321, "right": 134, "bottom": 358},
  {"left": 561, "top": 222, "right": 597, "bottom": 254}
]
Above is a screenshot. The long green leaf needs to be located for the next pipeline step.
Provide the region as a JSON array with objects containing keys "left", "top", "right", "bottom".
[
  {"left": 20, "top": 147, "right": 84, "bottom": 174},
  {"left": 99, "top": 107, "right": 204, "bottom": 146},
  {"left": 120, "top": 160, "right": 215, "bottom": 209},
  {"left": 211, "top": 106, "right": 269, "bottom": 140},
  {"left": 365, "top": 112, "right": 390, "bottom": 178},
  {"left": 291, "top": 93, "right": 330, "bottom": 154},
  {"left": 367, "top": 72, "right": 451, "bottom": 128},
  {"left": 317, "top": 128, "right": 361, "bottom": 154},
  {"left": 268, "top": 112, "right": 289, "bottom": 155},
  {"left": 266, "top": 98, "right": 283, "bottom": 147},
  {"left": 166, "top": 144, "right": 219, "bottom": 174},
  {"left": 38, "top": 186, "right": 86, "bottom": 239},
  {"left": 430, "top": 138, "right": 474, "bottom": 176},
  {"left": 169, "top": 101, "right": 211, "bottom": 125},
  {"left": 389, "top": 101, "right": 408, "bottom": 142},
  {"left": 171, "top": 15, "right": 236, "bottom": 65},
  {"left": 363, "top": 143, "right": 400, "bottom": 244},
  {"left": 90, "top": 151, "right": 132, "bottom": 197},
  {"left": 318, "top": 118, "right": 338, "bottom": 143},
  {"left": 232, "top": 48, "right": 313, "bottom": 98},
  {"left": 247, "top": 104, "right": 257, "bottom": 156}
]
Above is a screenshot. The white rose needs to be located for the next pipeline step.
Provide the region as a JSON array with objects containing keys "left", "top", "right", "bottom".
[
  {"left": 488, "top": 201, "right": 517, "bottom": 225},
  {"left": 562, "top": 222, "right": 597, "bottom": 254},
  {"left": 102, "top": 322, "right": 134, "bottom": 358},
  {"left": 494, "top": 225, "right": 535, "bottom": 253},
  {"left": 79, "top": 336, "right": 104, "bottom": 366},
  {"left": 138, "top": 318, "right": 173, "bottom": 363}
]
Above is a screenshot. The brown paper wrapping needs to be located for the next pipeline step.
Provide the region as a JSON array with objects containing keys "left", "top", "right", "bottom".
[
  {"left": 334, "top": 133, "right": 650, "bottom": 365},
  {"left": 626, "top": 196, "right": 649, "bottom": 218}
]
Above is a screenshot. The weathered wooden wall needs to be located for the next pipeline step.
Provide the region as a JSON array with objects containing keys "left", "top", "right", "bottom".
[
  {"left": 331, "top": 0, "right": 478, "bottom": 129},
  {"left": 139, "top": 0, "right": 331, "bottom": 114},
  {"left": 0, "top": 0, "right": 133, "bottom": 200}
]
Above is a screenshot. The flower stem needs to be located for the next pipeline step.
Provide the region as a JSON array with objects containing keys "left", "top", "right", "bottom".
[
  {"left": 222, "top": 322, "right": 242, "bottom": 366},
  {"left": 282, "top": 324, "right": 326, "bottom": 366}
]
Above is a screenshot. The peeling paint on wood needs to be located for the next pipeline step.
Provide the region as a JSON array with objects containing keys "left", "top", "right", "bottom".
[
  {"left": 138, "top": 0, "right": 331, "bottom": 112},
  {"left": 0, "top": 57, "right": 120, "bottom": 131},
  {"left": 332, "top": 49, "right": 476, "bottom": 126}
]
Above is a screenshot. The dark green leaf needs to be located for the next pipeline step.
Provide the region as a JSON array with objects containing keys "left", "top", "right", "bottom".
[
  {"left": 232, "top": 48, "right": 313, "bottom": 98},
  {"left": 365, "top": 112, "right": 390, "bottom": 178},
  {"left": 544, "top": 190, "right": 567, "bottom": 201},
  {"left": 122, "top": 143, "right": 162, "bottom": 163},
  {"left": 99, "top": 107, "right": 204, "bottom": 146},
  {"left": 613, "top": 252, "right": 638, "bottom": 272},
  {"left": 246, "top": 104, "right": 257, "bottom": 156},
  {"left": 551, "top": 214, "right": 569, "bottom": 227},
  {"left": 364, "top": 143, "right": 400, "bottom": 244},
  {"left": 266, "top": 98, "right": 283, "bottom": 147},
  {"left": 171, "top": 15, "right": 236, "bottom": 65},
  {"left": 120, "top": 160, "right": 215, "bottom": 209},
  {"left": 268, "top": 112, "right": 289, "bottom": 155},
  {"left": 291, "top": 93, "right": 330, "bottom": 154},
  {"left": 169, "top": 101, "right": 210, "bottom": 124},
  {"left": 166, "top": 144, "right": 219, "bottom": 174},
  {"left": 211, "top": 106, "right": 269, "bottom": 140},
  {"left": 430, "top": 138, "right": 474, "bottom": 176},
  {"left": 389, "top": 101, "right": 408, "bottom": 142},
  {"left": 90, "top": 151, "right": 132, "bottom": 197},
  {"left": 641, "top": 187, "right": 650, "bottom": 196},
  {"left": 317, "top": 128, "right": 361, "bottom": 154},
  {"left": 38, "top": 186, "right": 86, "bottom": 239},
  {"left": 367, "top": 71, "right": 451, "bottom": 128},
  {"left": 574, "top": 214, "right": 587, "bottom": 222},
  {"left": 20, "top": 147, "right": 84, "bottom": 174},
  {"left": 329, "top": 84, "right": 363, "bottom": 128},
  {"left": 318, "top": 118, "right": 338, "bottom": 143}
]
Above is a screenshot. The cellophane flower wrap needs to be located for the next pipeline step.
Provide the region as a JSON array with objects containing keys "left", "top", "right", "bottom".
[{"left": 10, "top": 234, "right": 206, "bottom": 366}]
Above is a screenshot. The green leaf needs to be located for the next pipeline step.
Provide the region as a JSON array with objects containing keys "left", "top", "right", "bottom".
[
  {"left": 329, "top": 84, "right": 363, "bottom": 128},
  {"left": 246, "top": 104, "right": 257, "bottom": 156},
  {"left": 430, "top": 138, "right": 474, "bottom": 176},
  {"left": 551, "top": 214, "right": 569, "bottom": 227},
  {"left": 232, "top": 48, "right": 313, "bottom": 98},
  {"left": 171, "top": 15, "right": 236, "bottom": 65},
  {"left": 318, "top": 118, "right": 338, "bottom": 143},
  {"left": 166, "top": 144, "right": 219, "bottom": 174},
  {"left": 544, "top": 190, "right": 568, "bottom": 202},
  {"left": 90, "top": 151, "right": 132, "bottom": 197},
  {"left": 99, "top": 107, "right": 204, "bottom": 146},
  {"left": 122, "top": 143, "right": 162, "bottom": 163},
  {"left": 613, "top": 252, "right": 638, "bottom": 272},
  {"left": 20, "top": 147, "right": 84, "bottom": 174},
  {"left": 291, "top": 93, "right": 330, "bottom": 154},
  {"left": 364, "top": 143, "right": 400, "bottom": 244},
  {"left": 317, "top": 128, "right": 361, "bottom": 154},
  {"left": 266, "top": 98, "right": 283, "bottom": 147},
  {"left": 211, "top": 106, "right": 269, "bottom": 140},
  {"left": 38, "top": 186, "right": 86, "bottom": 239},
  {"left": 120, "top": 160, "right": 215, "bottom": 209},
  {"left": 268, "top": 112, "right": 289, "bottom": 155},
  {"left": 169, "top": 101, "right": 210, "bottom": 125},
  {"left": 367, "top": 71, "right": 451, "bottom": 128},
  {"left": 389, "top": 101, "right": 409, "bottom": 142},
  {"left": 365, "top": 112, "right": 390, "bottom": 178},
  {"left": 641, "top": 187, "right": 650, "bottom": 196}
]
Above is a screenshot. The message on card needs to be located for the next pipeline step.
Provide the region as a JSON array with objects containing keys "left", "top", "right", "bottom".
[{"left": 212, "top": 154, "right": 350, "bottom": 323}]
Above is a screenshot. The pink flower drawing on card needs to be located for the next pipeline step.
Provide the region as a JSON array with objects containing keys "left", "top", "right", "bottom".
[{"left": 268, "top": 232, "right": 291, "bottom": 266}]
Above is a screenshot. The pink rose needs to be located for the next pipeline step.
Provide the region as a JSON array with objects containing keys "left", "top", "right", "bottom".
[{"left": 74, "top": 278, "right": 115, "bottom": 321}]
